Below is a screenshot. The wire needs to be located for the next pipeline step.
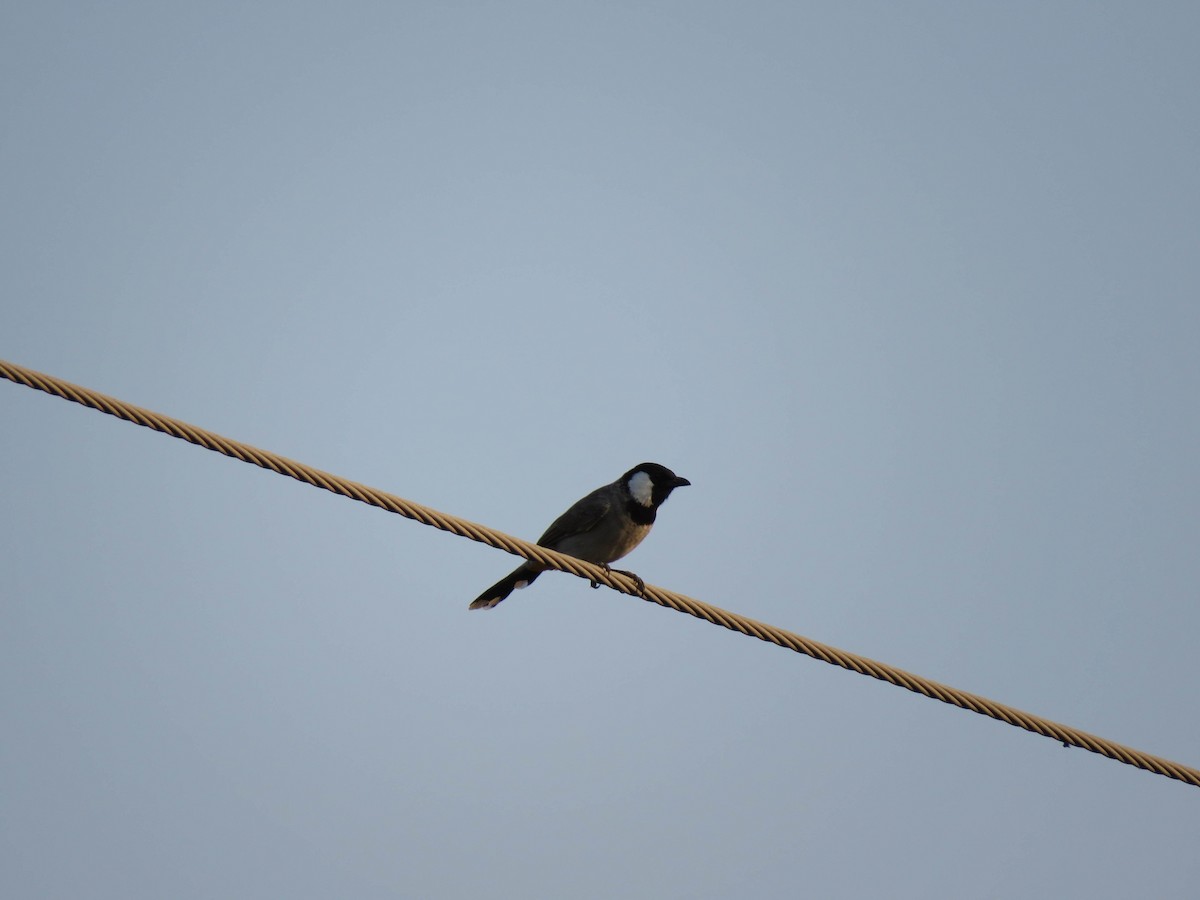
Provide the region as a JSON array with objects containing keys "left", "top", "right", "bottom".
[{"left": 3, "top": 356, "right": 1197, "bottom": 788}]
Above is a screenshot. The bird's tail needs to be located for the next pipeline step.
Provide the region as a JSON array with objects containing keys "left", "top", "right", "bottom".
[{"left": 469, "top": 565, "right": 543, "bottom": 610}]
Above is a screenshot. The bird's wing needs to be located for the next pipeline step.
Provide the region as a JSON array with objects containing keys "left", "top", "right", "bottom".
[{"left": 536, "top": 486, "right": 612, "bottom": 550}]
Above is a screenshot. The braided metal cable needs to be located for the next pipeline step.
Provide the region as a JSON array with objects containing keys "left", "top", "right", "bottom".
[{"left": 3, "top": 357, "right": 1198, "bottom": 788}]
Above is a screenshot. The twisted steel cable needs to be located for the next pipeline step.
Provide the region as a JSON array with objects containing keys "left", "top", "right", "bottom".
[{"left": 3, "top": 357, "right": 1197, "bottom": 788}]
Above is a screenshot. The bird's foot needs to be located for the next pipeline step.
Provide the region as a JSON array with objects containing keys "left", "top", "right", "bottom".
[
  {"left": 609, "top": 567, "right": 646, "bottom": 596},
  {"left": 589, "top": 565, "right": 645, "bottom": 596}
]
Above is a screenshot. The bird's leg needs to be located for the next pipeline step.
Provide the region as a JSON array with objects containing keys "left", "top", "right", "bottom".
[
  {"left": 610, "top": 566, "right": 646, "bottom": 596},
  {"left": 590, "top": 565, "right": 646, "bottom": 596},
  {"left": 615, "top": 569, "right": 646, "bottom": 596}
]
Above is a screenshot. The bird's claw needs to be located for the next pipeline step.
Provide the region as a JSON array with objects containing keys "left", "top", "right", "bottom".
[
  {"left": 591, "top": 565, "right": 646, "bottom": 596},
  {"left": 626, "top": 572, "right": 647, "bottom": 596},
  {"left": 608, "top": 566, "right": 646, "bottom": 596}
]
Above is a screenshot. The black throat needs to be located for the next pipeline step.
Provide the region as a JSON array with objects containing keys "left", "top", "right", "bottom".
[{"left": 626, "top": 499, "right": 657, "bottom": 526}]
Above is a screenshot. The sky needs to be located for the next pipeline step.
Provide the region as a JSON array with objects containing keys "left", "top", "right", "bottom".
[{"left": 2, "top": 2, "right": 1199, "bottom": 898}]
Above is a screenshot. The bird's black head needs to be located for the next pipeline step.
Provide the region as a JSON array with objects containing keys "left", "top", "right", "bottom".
[{"left": 622, "top": 462, "right": 691, "bottom": 509}]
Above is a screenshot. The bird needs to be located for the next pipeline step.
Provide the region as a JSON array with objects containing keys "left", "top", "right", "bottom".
[{"left": 469, "top": 462, "right": 691, "bottom": 610}]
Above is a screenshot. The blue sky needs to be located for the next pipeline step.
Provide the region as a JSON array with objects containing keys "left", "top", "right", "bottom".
[{"left": 3, "top": 3, "right": 1199, "bottom": 898}]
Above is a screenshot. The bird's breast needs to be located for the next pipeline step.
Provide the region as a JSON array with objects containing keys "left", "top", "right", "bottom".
[{"left": 556, "top": 517, "right": 651, "bottom": 565}]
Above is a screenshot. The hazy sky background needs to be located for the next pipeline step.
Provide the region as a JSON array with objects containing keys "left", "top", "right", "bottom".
[{"left": 3, "top": 3, "right": 1198, "bottom": 898}]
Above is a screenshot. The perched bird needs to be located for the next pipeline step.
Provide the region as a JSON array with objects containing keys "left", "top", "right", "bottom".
[{"left": 469, "top": 462, "right": 691, "bottom": 610}]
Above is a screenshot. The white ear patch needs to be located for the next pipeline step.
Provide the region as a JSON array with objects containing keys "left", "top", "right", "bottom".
[{"left": 627, "top": 470, "right": 654, "bottom": 507}]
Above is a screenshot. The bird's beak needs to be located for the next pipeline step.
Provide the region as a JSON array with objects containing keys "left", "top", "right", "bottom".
[{"left": 673, "top": 476, "right": 691, "bottom": 487}]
